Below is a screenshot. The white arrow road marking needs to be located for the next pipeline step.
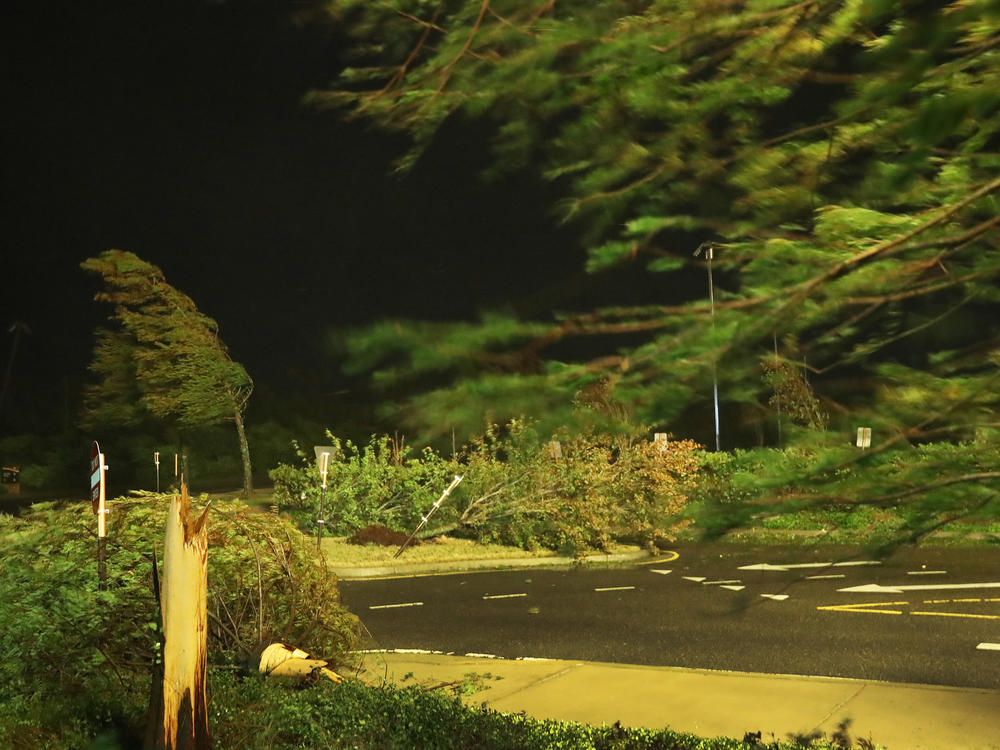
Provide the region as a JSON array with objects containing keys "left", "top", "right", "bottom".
[
  {"left": 682, "top": 576, "right": 706, "bottom": 582},
  {"left": 977, "top": 643, "right": 1000, "bottom": 651},
  {"left": 369, "top": 601, "right": 424, "bottom": 609},
  {"left": 761, "top": 594, "right": 789, "bottom": 601},
  {"left": 649, "top": 569, "right": 672, "bottom": 575},
  {"left": 482, "top": 593, "right": 527, "bottom": 600},
  {"left": 595, "top": 586, "right": 635, "bottom": 592},
  {"left": 720, "top": 585, "right": 746, "bottom": 591},
  {"left": 839, "top": 582, "right": 1000, "bottom": 594},
  {"left": 739, "top": 561, "right": 881, "bottom": 571}
]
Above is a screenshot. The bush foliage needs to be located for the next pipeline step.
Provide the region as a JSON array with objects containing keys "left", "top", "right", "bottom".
[
  {"left": 269, "top": 422, "right": 703, "bottom": 554},
  {"left": 0, "top": 495, "right": 359, "bottom": 747},
  {"left": 208, "top": 672, "right": 869, "bottom": 750}
]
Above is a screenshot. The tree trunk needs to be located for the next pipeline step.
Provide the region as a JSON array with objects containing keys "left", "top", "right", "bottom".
[
  {"left": 234, "top": 407, "right": 253, "bottom": 499},
  {"left": 159, "top": 485, "right": 210, "bottom": 750}
]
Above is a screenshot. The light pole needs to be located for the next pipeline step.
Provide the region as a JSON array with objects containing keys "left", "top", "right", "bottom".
[{"left": 694, "top": 243, "right": 721, "bottom": 451}]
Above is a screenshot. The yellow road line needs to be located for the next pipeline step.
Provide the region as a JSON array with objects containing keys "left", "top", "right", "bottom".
[
  {"left": 636, "top": 550, "right": 680, "bottom": 565},
  {"left": 911, "top": 611, "right": 1000, "bottom": 620},
  {"left": 817, "top": 601, "right": 906, "bottom": 615}
]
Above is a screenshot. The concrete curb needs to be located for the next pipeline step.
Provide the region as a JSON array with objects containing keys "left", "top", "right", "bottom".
[{"left": 331, "top": 548, "right": 652, "bottom": 579}]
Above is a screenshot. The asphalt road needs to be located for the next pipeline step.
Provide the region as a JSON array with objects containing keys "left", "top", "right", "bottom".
[{"left": 339, "top": 543, "right": 1000, "bottom": 690}]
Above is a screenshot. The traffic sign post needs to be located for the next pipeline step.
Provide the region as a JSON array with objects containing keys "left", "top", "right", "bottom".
[
  {"left": 856, "top": 427, "right": 872, "bottom": 449},
  {"left": 313, "top": 446, "right": 335, "bottom": 549},
  {"left": 154, "top": 451, "right": 160, "bottom": 493},
  {"left": 90, "top": 441, "right": 108, "bottom": 588}
]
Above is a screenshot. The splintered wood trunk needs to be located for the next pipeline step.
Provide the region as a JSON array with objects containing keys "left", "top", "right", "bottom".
[{"left": 158, "top": 485, "right": 210, "bottom": 750}]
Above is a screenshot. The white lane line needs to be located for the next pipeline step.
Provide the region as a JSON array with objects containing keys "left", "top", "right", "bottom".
[
  {"left": 482, "top": 593, "right": 528, "bottom": 600},
  {"left": 703, "top": 579, "right": 741, "bottom": 585},
  {"left": 907, "top": 570, "right": 947, "bottom": 575},
  {"left": 977, "top": 643, "right": 1000, "bottom": 651},
  {"left": 594, "top": 586, "right": 636, "bottom": 592},
  {"left": 682, "top": 576, "right": 706, "bottom": 582},
  {"left": 649, "top": 569, "right": 672, "bottom": 575},
  {"left": 761, "top": 594, "right": 790, "bottom": 601},
  {"left": 840, "top": 582, "right": 1000, "bottom": 594},
  {"left": 806, "top": 574, "right": 846, "bottom": 580},
  {"left": 720, "top": 585, "right": 746, "bottom": 591},
  {"left": 465, "top": 652, "right": 500, "bottom": 659},
  {"left": 369, "top": 601, "right": 424, "bottom": 609},
  {"left": 739, "top": 561, "right": 881, "bottom": 571}
]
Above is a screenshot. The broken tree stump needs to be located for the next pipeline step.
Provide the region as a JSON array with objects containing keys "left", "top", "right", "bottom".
[{"left": 158, "top": 484, "right": 210, "bottom": 750}]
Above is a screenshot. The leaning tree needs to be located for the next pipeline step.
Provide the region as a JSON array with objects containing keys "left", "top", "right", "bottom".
[
  {"left": 82, "top": 249, "right": 255, "bottom": 497},
  {"left": 312, "top": 0, "right": 1000, "bottom": 535}
]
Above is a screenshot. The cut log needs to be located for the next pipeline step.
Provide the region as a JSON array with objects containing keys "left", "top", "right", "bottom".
[{"left": 259, "top": 642, "right": 342, "bottom": 684}]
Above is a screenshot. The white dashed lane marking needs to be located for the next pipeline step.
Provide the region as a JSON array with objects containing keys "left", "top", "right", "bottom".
[
  {"left": 482, "top": 593, "right": 527, "bottom": 600},
  {"left": 369, "top": 601, "right": 424, "bottom": 610},
  {"left": 594, "top": 586, "right": 636, "bottom": 592}
]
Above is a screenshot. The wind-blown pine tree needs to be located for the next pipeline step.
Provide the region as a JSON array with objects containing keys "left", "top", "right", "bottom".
[
  {"left": 82, "top": 250, "right": 255, "bottom": 497},
  {"left": 315, "top": 0, "right": 1000, "bottom": 535}
]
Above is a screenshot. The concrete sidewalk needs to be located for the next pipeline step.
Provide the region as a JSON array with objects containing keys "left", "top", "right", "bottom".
[{"left": 348, "top": 650, "right": 1000, "bottom": 749}]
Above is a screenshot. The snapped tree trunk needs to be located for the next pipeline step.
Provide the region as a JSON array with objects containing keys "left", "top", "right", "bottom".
[
  {"left": 158, "top": 485, "right": 210, "bottom": 750},
  {"left": 234, "top": 407, "right": 253, "bottom": 499}
]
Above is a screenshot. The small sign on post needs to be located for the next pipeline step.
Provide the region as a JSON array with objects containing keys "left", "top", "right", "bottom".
[
  {"left": 856, "top": 427, "right": 872, "bottom": 449},
  {"left": 90, "top": 441, "right": 108, "bottom": 587},
  {"left": 313, "top": 446, "right": 335, "bottom": 549}
]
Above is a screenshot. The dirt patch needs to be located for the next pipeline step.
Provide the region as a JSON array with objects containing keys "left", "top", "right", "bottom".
[{"left": 347, "top": 524, "right": 418, "bottom": 547}]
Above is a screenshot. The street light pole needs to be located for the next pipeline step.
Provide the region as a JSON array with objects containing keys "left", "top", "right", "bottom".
[{"left": 695, "top": 243, "right": 722, "bottom": 452}]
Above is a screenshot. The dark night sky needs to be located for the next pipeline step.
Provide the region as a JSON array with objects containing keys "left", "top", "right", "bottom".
[{"left": 1, "top": 0, "right": 667, "bottom": 437}]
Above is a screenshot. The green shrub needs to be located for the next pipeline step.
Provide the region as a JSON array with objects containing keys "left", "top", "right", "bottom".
[
  {"left": 270, "top": 433, "right": 463, "bottom": 534},
  {"left": 208, "top": 672, "right": 865, "bottom": 750},
  {"left": 270, "top": 422, "right": 703, "bottom": 555},
  {"left": 0, "top": 495, "right": 359, "bottom": 746}
]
